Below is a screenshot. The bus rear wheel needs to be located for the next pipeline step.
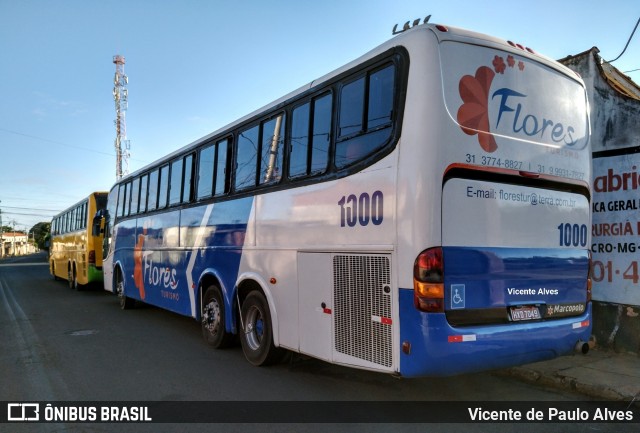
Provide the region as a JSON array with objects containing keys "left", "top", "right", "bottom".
[
  {"left": 68, "top": 265, "right": 79, "bottom": 291},
  {"left": 201, "top": 284, "right": 234, "bottom": 349},
  {"left": 239, "top": 290, "right": 282, "bottom": 366}
]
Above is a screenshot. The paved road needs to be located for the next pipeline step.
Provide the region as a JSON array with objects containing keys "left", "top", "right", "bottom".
[{"left": 0, "top": 253, "right": 634, "bottom": 432}]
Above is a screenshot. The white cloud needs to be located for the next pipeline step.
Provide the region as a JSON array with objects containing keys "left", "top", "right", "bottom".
[{"left": 31, "top": 91, "right": 87, "bottom": 117}]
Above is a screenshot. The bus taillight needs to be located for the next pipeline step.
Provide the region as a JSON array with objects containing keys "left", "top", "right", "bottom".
[
  {"left": 88, "top": 250, "right": 96, "bottom": 265},
  {"left": 413, "top": 247, "right": 444, "bottom": 312}
]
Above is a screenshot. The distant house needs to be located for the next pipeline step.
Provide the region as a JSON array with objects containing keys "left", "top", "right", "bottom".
[
  {"left": 0, "top": 232, "right": 29, "bottom": 257},
  {"left": 560, "top": 47, "right": 640, "bottom": 353}
]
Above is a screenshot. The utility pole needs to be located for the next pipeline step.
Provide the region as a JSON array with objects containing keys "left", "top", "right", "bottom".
[{"left": 11, "top": 219, "right": 15, "bottom": 257}]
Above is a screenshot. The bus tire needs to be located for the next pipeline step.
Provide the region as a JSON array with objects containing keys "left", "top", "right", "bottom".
[
  {"left": 240, "top": 290, "right": 282, "bottom": 366},
  {"left": 68, "top": 265, "right": 78, "bottom": 290},
  {"left": 69, "top": 265, "right": 83, "bottom": 291},
  {"left": 51, "top": 262, "right": 60, "bottom": 281},
  {"left": 201, "top": 284, "right": 234, "bottom": 349},
  {"left": 115, "top": 268, "right": 135, "bottom": 310}
]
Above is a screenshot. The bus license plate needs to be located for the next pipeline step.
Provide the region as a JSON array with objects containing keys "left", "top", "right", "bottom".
[{"left": 510, "top": 306, "right": 541, "bottom": 321}]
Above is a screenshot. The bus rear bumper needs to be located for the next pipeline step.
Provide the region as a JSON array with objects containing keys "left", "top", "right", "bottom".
[{"left": 398, "top": 289, "right": 592, "bottom": 377}]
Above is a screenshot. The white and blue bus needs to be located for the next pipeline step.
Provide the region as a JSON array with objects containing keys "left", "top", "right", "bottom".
[{"left": 100, "top": 20, "right": 592, "bottom": 377}]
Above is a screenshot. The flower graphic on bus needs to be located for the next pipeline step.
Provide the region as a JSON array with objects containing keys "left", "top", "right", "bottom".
[
  {"left": 457, "top": 65, "right": 498, "bottom": 152},
  {"left": 456, "top": 55, "right": 526, "bottom": 153},
  {"left": 133, "top": 231, "right": 146, "bottom": 300},
  {"left": 492, "top": 55, "right": 506, "bottom": 74}
]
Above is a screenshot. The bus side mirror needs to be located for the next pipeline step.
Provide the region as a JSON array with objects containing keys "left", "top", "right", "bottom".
[{"left": 92, "top": 210, "right": 106, "bottom": 236}]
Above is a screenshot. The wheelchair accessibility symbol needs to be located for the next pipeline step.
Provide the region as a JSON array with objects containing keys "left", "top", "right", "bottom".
[{"left": 451, "top": 284, "right": 465, "bottom": 309}]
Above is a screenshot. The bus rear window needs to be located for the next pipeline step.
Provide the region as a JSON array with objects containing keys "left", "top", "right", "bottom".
[{"left": 440, "top": 41, "right": 588, "bottom": 151}]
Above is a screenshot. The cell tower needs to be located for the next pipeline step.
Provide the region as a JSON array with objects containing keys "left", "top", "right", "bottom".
[{"left": 113, "top": 54, "right": 130, "bottom": 180}]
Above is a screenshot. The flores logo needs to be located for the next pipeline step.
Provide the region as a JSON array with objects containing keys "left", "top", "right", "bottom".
[
  {"left": 456, "top": 55, "right": 578, "bottom": 153},
  {"left": 133, "top": 229, "right": 178, "bottom": 301}
]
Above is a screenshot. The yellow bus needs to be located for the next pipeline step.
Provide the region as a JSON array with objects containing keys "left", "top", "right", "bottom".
[{"left": 50, "top": 192, "right": 108, "bottom": 290}]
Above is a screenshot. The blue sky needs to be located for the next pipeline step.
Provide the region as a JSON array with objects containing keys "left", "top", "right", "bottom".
[{"left": 1, "top": 0, "right": 638, "bottom": 231}]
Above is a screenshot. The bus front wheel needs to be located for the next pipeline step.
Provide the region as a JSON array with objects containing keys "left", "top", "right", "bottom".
[
  {"left": 201, "top": 284, "right": 234, "bottom": 349},
  {"left": 240, "top": 290, "right": 282, "bottom": 366},
  {"left": 51, "top": 262, "right": 60, "bottom": 281},
  {"left": 115, "top": 269, "right": 135, "bottom": 310}
]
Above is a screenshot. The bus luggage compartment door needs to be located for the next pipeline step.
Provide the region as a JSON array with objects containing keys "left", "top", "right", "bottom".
[{"left": 298, "top": 252, "right": 395, "bottom": 371}]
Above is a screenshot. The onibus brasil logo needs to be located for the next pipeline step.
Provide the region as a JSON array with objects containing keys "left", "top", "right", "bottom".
[{"left": 456, "top": 54, "right": 579, "bottom": 153}]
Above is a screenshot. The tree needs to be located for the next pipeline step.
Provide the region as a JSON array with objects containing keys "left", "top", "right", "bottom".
[{"left": 30, "top": 222, "right": 51, "bottom": 250}]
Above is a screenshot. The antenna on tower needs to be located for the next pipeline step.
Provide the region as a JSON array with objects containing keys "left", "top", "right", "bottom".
[{"left": 113, "top": 54, "right": 130, "bottom": 180}]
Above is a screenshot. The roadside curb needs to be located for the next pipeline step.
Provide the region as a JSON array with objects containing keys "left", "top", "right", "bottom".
[
  {"left": 501, "top": 367, "right": 627, "bottom": 400},
  {"left": 496, "top": 349, "right": 640, "bottom": 402}
]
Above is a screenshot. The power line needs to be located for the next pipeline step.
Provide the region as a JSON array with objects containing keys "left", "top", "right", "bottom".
[
  {"left": 1, "top": 205, "right": 62, "bottom": 213},
  {"left": 606, "top": 17, "right": 640, "bottom": 63},
  {"left": 0, "top": 127, "right": 114, "bottom": 157},
  {"left": 0, "top": 127, "right": 148, "bottom": 164},
  {"left": 1, "top": 211, "right": 56, "bottom": 219}
]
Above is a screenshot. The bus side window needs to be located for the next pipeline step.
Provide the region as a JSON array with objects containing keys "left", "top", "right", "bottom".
[
  {"left": 214, "top": 138, "right": 229, "bottom": 196},
  {"left": 183, "top": 154, "right": 194, "bottom": 203},
  {"left": 148, "top": 169, "right": 159, "bottom": 211},
  {"left": 260, "top": 114, "right": 285, "bottom": 185},
  {"left": 235, "top": 125, "right": 259, "bottom": 191},
  {"left": 124, "top": 182, "right": 132, "bottom": 216},
  {"left": 139, "top": 174, "right": 148, "bottom": 213},
  {"left": 130, "top": 177, "right": 140, "bottom": 215},
  {"left": 158, "top": 165, "right": 169, "bottom": 209},
  {"left": 82, "top": 202, "right": 88, "bottom": 230},
  {"left": 336, "top": 64, "right": 395, "bottom": 169},
  {"left": 339, "top": 77, "right": 365, "bottom": 137},
  {"left": 311, "top": 93, "right": 332, "bottom": 175},
  {"left": 289, "top": 93, "right": 331, "bottom": 179},
  {"left": 117, "top": 183, "right": 127, "bottom": 217},
  {"left": 367, "top": 65, "right": 395, "bottom": 130},
  {"left": 81, "top": 202, "right": 88, "bottom": 229},
  {"left": 289, "top": 102, "right": 310, "bottom": 178},
  {"left": 197, "top": 144, "right": 215, "bottom": 199},
  {"left": 169, "top": 158, "right": 183, "bottom": 206}
]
